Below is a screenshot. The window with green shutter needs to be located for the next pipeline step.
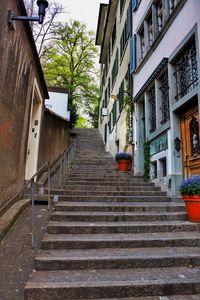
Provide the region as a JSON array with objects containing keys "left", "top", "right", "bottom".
[
  {"left": 119, "top": 80, "right": 124, "bottom": 112},
  {"left": 104, "top": 88, "right": 108, "bottom": 107},
  {"left": 108, "top": 113, "right": 112, "bottom": 133},
  {"left": 112, "top": 48, "right": 119, "bottom": 86},
  {"left": 112, "top": 101, "right": 117, "bottom": 126}
]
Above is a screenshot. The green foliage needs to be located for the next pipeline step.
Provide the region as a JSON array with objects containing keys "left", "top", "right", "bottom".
[
  {"left": 123, "top": 94, "right": 133, "bottom": 152},
  {"left": 41, "top": 20, "right": 100, "bottom": 127},
  {"left": 76, "top": 115, "right": 91, "bottom": 128},
  {"left": 115, "top": 152, "right": 132, "bottom": 161},
  {"left": 180, "top": 176, "right": 200, "bottom": 196},
  {"left": 143, "top": 140, "right": 150, "bottom": 181}
]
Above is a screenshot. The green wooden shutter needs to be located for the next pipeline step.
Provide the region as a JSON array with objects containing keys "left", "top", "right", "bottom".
[{"left": 130, "top": 34, "right": 136, "bottom": 73}]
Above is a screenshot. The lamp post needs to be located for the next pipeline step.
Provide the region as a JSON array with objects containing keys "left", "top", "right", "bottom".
[{"left": 8, "top": 0, "right": 49, "bottom": 31}]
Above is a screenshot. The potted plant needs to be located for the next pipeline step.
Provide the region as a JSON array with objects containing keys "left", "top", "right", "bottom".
[
  {"left": 115, "top": 152, "right": 132, "bottom": 172},
  {"left": 180, "top": 176, "right": 200, "bottom": 222}
]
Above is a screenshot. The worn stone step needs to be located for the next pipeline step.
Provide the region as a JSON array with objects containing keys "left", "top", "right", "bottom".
[
  {"left": 50, "top": 189, "right": 167, "bottom": 197},
  {"left": 74, "top": 296, "right": 200, "bottom": 300},
  {"left": 35, "top": 247, "right": 200, "bottom": 271},
  {"left": 47, "top": 220, "right": 199, "bottom": 235},
  {"left": 62, "top": 186, "right": 160, "bottom": 192},
  {"left": 72, "top": 166, "right": 117, "bottom": 171},
  {"left": 41, "top": 231, "right": 200, "bottom": 250},
  {"left": 24, "top": 266, "right": 200, "bottom": 299},
  {"left": 51, "top": 211, "right": 187, "bottom": 222},
  {"left": 64, "top": 181, "right": 155, "bottom": 187},
  {"left": 58, "top": 195, "right": 171, "bottom": 202},
  {"left": 66, "top": 173, "right": 146, "bottom": 183},
  {"left": 54, "top": 201, "right": 184, "bottom": 212}
]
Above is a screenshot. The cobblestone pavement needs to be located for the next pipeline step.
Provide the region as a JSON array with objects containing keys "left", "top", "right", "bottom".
[{"left": 0, "top": 204, "right": 49, "bottom": 300}]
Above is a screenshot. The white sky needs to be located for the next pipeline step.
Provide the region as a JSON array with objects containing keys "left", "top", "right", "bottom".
[{"left": 55, "top": 0, "right": 109, "bottom": 31}]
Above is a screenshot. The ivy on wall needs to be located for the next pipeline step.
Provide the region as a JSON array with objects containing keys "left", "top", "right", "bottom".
[
  {"left": 123, "top": 94, "right": 133, "bottom": 152},
  {"left": 143, "top": 140, "right": 150, "bottom": 181}
]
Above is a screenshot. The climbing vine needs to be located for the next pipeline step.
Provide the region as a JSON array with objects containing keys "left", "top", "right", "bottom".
[
  {"left": 143, "top": 140, "right": 150, "bottom": 181},
  {"left": 123, "top": 94, "right": 133, "bottom": 152}
]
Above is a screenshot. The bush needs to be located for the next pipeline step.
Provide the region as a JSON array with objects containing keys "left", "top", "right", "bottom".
[
  {"left": 180, "top": 176, "right": 200, "bottom": 196},
  {"left": 115, "top": 152, "right": 132, "bottom": 161}
]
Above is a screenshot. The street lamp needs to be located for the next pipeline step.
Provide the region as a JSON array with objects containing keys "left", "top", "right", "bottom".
[{"left": 8, "top": 0, "right": 49, "bottom": 31}]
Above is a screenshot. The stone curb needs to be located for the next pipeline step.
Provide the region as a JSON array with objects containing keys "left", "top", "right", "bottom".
[{"left": 0, "top": 199, "right": 30, "bottom": 242}]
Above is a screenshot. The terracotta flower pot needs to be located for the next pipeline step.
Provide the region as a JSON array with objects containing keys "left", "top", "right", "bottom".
[
  {"left": 117, "top": 160, "right": 130, "bottom": 172},
  {"left": 182, "top": 195, "right": 200, "bottom": 222}
]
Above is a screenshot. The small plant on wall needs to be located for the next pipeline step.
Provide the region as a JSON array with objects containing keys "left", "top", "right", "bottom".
[{"left": 143, "top": 140, "right": 150, "bottom": 181}]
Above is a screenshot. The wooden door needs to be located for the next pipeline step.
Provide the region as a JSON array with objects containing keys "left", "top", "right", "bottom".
[{"left": 181, "top": 106, "right": 200, "bottom": 177}]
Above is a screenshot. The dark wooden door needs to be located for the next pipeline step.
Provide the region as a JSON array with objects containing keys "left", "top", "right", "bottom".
[{"left": 181, "top": 106, "right": 200, "bottom": 177}]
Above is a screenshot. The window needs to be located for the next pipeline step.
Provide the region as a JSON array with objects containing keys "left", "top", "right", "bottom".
[
  {"left": 120, "top": 7, "right": 131, "bottom": 59},
  {"left": 160, "top": 157, "right": 167, "bottom": 177},
  {"left": 151, "top": 161, "right": 157, "bottom": 179},
  {"left": 104, "top": 124, "right": 107, "bottom": 143},
  {"left": 174, "top": 39, "right": 198, "bottom": 101},
  {"left": 112, "top": 101, "right": 117, "bottom": 126},
  {"left": 190, "top": 116, "right": 200, "bottom": 156},
  {"left": 108, "top": 113, "right": 112, "bottom": 133},
  {"left": 147, "top": 13, "right": 153, "bottom": 47},
  {"left": 156, "top": 0, "right": 164, "bottom": 32},
  {"left": 136, "top": 0, "right": 182, "bottom": 64},
  {"left": 169, "top": 0, "right": 179, "bottom": 14},
  {"left": 112, "top": 48, "right": 119, "bottom": 86},
  {"left": 120, "top": 0, "right": 125, "bottom": 15},
  {"left": 108, "top": 78, "right": 111, "bottom": 98},
  {"left": 104, "top": 88, "right": 108, "bottom": 107},
  {"left": 159, "top": 71, "right": 170, "bottom": 124},
  {"left": 148, "top": 87, "right": 156, "bottom": 133},
  {"left": 112, "top": 20, "right": 116, "bottom": 50},
  {"left": 119, "top": 80, "right": 124, "bottom": 112},
  {"left": 139, "top": 27, "right": 145, "bottom": 60}
]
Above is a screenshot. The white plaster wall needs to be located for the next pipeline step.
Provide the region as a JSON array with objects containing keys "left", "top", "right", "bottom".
[
  {"left": 45, "top": 91, "right": 70, "bottom": 121},
  {"left": 98, "top": 0, "right": 131, "bottom": 156},
  {"left": 133, "top": 0, "right": 200, "bottom": 96}
]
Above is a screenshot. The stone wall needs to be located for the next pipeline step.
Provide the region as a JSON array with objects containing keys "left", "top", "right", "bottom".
[
  {"left": 0, "top": 0, "right": 48, "bottom": 209},
  {"left": 38, "top": 109, "right": 70, "bottom": 169}
]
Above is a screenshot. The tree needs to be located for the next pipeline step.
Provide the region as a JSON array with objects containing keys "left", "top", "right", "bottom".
[
  {"left": 41, "top": 20, "right": 100, "bottom": 127},
  {"left": 24, "top": 0, "right": 64, "bottom": 57}
]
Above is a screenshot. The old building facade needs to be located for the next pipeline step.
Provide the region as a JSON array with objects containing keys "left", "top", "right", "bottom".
[
  {"left": 131, "top": 0, "right": 200, "bottom": 195},
  {"left": 97, "top": 0, "right": 200, "bottom": 196},
  {"left": 96, "top": 0, "right": 132, "bottom": 155}
]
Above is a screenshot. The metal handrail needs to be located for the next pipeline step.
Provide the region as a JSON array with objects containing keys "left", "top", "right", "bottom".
[{"left": 1, "top": 139, "right": 77, "bottom": 248}]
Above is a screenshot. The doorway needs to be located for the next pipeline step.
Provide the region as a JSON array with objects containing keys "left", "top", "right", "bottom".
[
  {"left": 181, "top": 105, "right": 200, "bottom": 177},
  {"left": 25, "top": 82, "right": 43, "bottom": 180}
]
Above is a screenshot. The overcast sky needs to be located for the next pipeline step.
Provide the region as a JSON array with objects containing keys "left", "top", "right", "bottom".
[{"left": 55, "top": 0, "right": 109, "bottom": 31}]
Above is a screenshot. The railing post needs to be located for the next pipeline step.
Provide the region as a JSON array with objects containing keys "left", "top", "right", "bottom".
[
  {"left": 59, "top": 156, "right": 62, "bottom": 187},
  {"left": 48, "top": 162, "right": 51, "bottom": 212},
  {"left": 31, "top": 179, "right": 35, "bottom": 249}
]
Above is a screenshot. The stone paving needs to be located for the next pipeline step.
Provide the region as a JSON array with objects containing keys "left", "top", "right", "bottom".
[{"left": 0, "top": 204, "right": 49, "bottom": 300}]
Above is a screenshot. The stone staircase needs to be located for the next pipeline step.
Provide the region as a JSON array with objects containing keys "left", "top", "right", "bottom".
[{"left": 25, "top": 128, "right": 200, "bottom": 299}]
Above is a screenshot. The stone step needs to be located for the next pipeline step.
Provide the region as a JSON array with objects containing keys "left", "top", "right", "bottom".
[
  {"left": 35, "top": 247, "right": 200, "bottom": 271},
  {"left": 54, "top": 201, "right": 184, "bottom": 212},
  {"left": 64, "top": 181, "right": 155, "bottom": 186},
  {"left": 50, "top": 190, "right": 167, "bottom": 197},
  {"left": 68, "top": 174, "right": 135, "bottom": 178},
  {"left": 51, "top": 211, "right": 187, "bottom": 222},
  {"left": 62, "top": 186, "right": 160, "bottom": 191},
  {"left": 72, "top": 165, "right": 116, "bottom": 169},
  {"left": 41, "top": 231, "right": 200, "bottom": 250},
  {"left": 24, "top": 266, "right": 200, "bottom": 299},
  {"left": 57, "top": 195, "right": 171, "bottom": 202},
  {"left": 70, "top": 296, "right": 200, "bottom": 300},
  {"left": 47, "top": 220, "right": 199, "bottom": 235}
]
